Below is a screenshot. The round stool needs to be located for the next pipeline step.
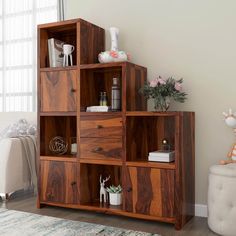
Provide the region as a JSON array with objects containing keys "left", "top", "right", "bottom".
[{"left": 208, "top": 163, "right": 236, "bottom": 236}]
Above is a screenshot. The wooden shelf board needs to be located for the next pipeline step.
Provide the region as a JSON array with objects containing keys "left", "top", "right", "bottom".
[
  {"left": 38, "top": 18, "right": 79, "bottom": 29},
  {"left": 80, "top": 62, "right": 125, "bottom": 69},
  {"left": 80, "top": 62, "right": 146, "bottom": 70},
  {"left": 40, "top": 156, "right": 77, "bottom": 162},
  {"left": 40, "top": 66, "right": 77, "bottom": 72},
  {"left": 80, "top": 158, "right": 123, "bottom": 166},
  {"left": 126, "top": 111, "right": 181, "bottom": 117},
  {"left": 40, "top": 112, "right": 77, "bottom": 116},
  {"left": 39, "top": 201, "right": 175, "bottom": 224},
  {"left": 80, "top": 111, "right": 122, "bottom": 116},
  {"left": 126, "top": 161, "right": 175, "bottom": 169}
]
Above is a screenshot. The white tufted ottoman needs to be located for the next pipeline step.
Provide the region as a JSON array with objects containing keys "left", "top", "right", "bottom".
[{"left": 208, "top": 163, "right": 236, "bottom": 236}]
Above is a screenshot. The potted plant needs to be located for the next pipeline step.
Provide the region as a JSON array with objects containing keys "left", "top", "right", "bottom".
[
  {"left": 106, "top": 185, "right": 122, "bottom": 205},
  {"left": 140, "top": 76, "right": 187, "bottom": 111}
]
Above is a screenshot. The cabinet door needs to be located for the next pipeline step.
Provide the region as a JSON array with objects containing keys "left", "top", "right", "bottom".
[
  {"left": 40, "top": 70, "right": 77, "bottom": 112},
  {"left": 125, "top": 167, "right": 174, "bottom": 218},
  {"left": 40, "top": 161, "right": 78, "bottom": 204}
]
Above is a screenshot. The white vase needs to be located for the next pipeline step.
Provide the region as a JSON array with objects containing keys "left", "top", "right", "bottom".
[
  {"left": 109, "top": 193, "right": 122, "bottom": 205},
  {"left": 109, "top": 27, "right": 119, "bottom": 51},
  {"left": 98, "top": 27, "right": 129, "bottom": 63}
]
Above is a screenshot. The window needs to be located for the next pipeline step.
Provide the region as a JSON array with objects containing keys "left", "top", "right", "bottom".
[{"left": 0, "top": 0, "right": 59, "bottom": 111}]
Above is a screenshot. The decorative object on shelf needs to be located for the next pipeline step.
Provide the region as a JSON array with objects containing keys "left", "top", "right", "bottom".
[
  {"left": 63, "top": 44, "right": 74, "bottom": 66},
  {"left": 49, "top": 136, "right": 68, "bottom": 155},
  {"left": 111, "top": 78, "right": 121, "bottom": 111},
  {"left": 70, "top": 137, "right": 77, "bottom": 155},
  {"left": 86, "top": 106, "right": 109, "bottom": 112},
  {"left": 99, "top": 92, "right": 108, "bottom": 106},
  {"left": 162, "top": 138, "right": 171, "bottom": 151},
  {"left": 100, "top": 175, "right": 110, "bottom": 203},
  {"left": 106, "top": 185, "right": 122, "bottom": 205},
  {"left": 148, "top": 150, "right": 175, "bottom": 162},
  {"left": 140, "top": 76, "right": 187, "bottom": 111},
  {"left": 48, "top": 38, "right": 65, "bottom": 67},
  {"left": 98, "top": 27, "right": 130, "bottom": 63},
  {"left": 220, "top": 109, "right": 236, "bottom": 165}
]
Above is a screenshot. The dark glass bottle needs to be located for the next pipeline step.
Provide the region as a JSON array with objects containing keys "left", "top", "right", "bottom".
[{"left": 111, "top": 78, "right": 121, "bottom": 111}]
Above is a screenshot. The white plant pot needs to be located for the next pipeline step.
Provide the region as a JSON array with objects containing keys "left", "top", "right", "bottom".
[{"left": 109, "top": 193, "right": 122, "bottom": 205}]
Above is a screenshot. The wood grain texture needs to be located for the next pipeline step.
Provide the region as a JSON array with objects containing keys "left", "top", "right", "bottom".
[
  {"left": 79, "top": 19, "right": 105, "bottom": 65},
  {"left": 125, "top": 63, "right": 147, "bottom": 111},
  {"left": 40, "top": 70, "right": 77, "bottom": 112},
  {"left": 80, "top": 138, "right": 122, "bottom": 160},
  {"left": 125, "top": 167, "right": 174, "bottom": 218},
  {"left": 80, "top": 115, "right": 123, "bottom": 138},
  {"left": 40, "top": 160, "right": 78, "bottom": 204},
  {"left": 175, "top": 112, "right": 195, "bottom": 230}
]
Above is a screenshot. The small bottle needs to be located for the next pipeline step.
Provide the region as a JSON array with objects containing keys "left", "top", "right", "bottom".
[
  {"left": 111, "top": 78, "right": 121, "bottom": 111},
  {"left": 99, "top": 92, "right": 104, "bottom": 106},
  {"left": 102, "top": 92, "right": 108, "bottom": 106}
]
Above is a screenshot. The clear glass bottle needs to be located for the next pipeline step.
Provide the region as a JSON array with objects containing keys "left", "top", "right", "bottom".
[
  {"left": 99, "top": 92, "right": 104, "bottom": 106},
  {"left": 102, "top": 92, "right": 108, "bottom": 106},
  {"left": 111, "top": 78, "right": 121, "bottom": 111}
]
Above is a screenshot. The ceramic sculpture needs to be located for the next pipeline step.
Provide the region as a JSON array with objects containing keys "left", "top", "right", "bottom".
[{"left": 98, "top": 27, "right": 130, "bottom": 63}]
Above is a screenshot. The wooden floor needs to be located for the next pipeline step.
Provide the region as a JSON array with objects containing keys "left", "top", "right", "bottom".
[{"left": 0, "top": 192, "right": 216, "bottom": 236}]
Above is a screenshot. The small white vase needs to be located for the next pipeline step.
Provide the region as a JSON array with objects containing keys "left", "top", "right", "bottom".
[{"left": 109, "top": 193, "right": 122, "bottom": 205}]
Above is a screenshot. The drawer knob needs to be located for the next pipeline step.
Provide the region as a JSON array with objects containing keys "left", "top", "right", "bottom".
[
  {"left": 127, "top": 187, "right": 132, "bottom": 192},
  {"left": 71, "top": 181, "right": 76, "bottom": 186},
  {"left": 92, "top": 147, "right": 103, "bottom": 152},
  {"left": 96, "top": 125, "right": 103, "bottom": 129},
  {"left": 71, "top": 88, "right": 76, "bottom": 93}
]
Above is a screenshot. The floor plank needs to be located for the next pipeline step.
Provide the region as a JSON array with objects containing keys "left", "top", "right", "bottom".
[{"left": 0, "top": 192, "right": 216, "bottom": 236}]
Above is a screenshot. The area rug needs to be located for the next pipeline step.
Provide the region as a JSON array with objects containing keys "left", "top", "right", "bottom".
[{"left": 0, "top": 208, "right": 160, "bottom": 236}]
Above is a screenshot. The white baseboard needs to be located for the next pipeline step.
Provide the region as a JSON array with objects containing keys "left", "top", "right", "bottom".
[{"left": 195, "top": 204, "right": 208, "bottom": 217}]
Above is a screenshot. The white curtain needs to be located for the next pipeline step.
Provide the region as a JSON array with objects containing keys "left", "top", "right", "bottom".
[{"left": 0, "top": 0, "right": 61, "bottom": 112}]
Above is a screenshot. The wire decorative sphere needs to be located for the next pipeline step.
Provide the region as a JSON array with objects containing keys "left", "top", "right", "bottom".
[{"left": 49, "top": 136, "right": 68, "bottom": 155}]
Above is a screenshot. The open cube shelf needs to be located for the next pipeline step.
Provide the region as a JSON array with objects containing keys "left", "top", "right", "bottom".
[
  {"left": 80, "top": 163, "right": 122, "bottom": 205},
  {"left": 126, "top": 115, "right": 176, "bottom": 162},
  {"left": 40, "top": 116, "right": 76, "bottom": 157}
]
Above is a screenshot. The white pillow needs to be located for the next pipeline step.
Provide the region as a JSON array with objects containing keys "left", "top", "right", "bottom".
[{"left": 0, "top": 119, "right": 37, "bottom": 138}]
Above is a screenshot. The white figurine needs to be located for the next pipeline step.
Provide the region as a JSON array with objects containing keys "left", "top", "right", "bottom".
[{"left": 100, "top": 175, "right": 110, "bottom": 203}]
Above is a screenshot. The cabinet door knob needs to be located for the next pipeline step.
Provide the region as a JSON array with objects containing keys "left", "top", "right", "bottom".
[
  {"left": 71, "top": 181, "right": 76, "bottom": 186},
  {"left": 96, "top": 125, "right": 103, "bottom": 129},
  {"left": 71, "top": 88, "right": 76, "bottom": 93},
  {"left": 92, "top": 147, "right": 103, "bottom": 152},
  {"left": 127, "top": 187, "right": 132, "bottom": 192}
]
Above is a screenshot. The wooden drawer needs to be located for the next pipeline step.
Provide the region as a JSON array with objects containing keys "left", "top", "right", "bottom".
[
  {"left": 80, "top": 138, "right": 122, "bottom": 160},
  {"left": 80, "top": 115, "right": 122, "bottom": 138}
]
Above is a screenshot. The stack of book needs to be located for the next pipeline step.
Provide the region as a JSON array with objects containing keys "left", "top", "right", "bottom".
[
  {"left": 148, "top": 150, "right": 175, "bottom": 162},
  {"left": 48, "top": 38, "right": 65, "bottom": 67},
  {"left": 86, "top": 106, "right": 109, "bottom": 112}
]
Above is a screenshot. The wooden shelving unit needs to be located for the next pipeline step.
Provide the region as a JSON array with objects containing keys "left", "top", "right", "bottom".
[{"left": 37, "top": 18, "right": 195, "bottom": 230}]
